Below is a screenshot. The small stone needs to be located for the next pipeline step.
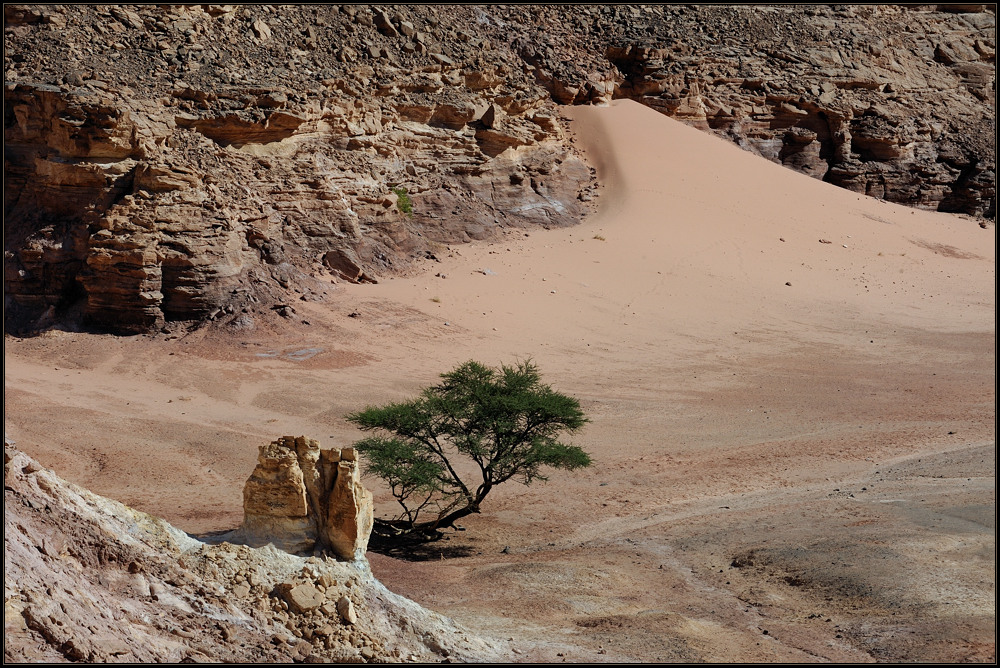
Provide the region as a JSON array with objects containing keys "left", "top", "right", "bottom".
[
  {"left": 252, "top": 19, "right": 272, "bottom": 41},
  {"left": 336, "top": 596, "right": 357, "bottom": 625},
  {"left": 282, "top": 583, "right": 324, "bottom": 614},
  {"left": 374, "top": 10, "right": 399, "bottom": 37}
]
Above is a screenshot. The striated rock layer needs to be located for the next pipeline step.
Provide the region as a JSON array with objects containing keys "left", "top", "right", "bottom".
[
  {"left": 3, "top": 442, "right": 505, "bottom": 663},
  {"left": 3, "top": 4, "right": 994, "bottom": 335}
]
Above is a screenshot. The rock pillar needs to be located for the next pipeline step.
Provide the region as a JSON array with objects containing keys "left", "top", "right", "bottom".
[{"left": 235, "top": 436, "right": 373, "bottom": 559}]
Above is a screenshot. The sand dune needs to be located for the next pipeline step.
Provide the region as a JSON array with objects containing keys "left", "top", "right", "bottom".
[
  {"left": 368, "top": 100, "right": 992, "bottom": 360},
  {"left": 5, "top": 99, "right": 994, "bottom": 662}
]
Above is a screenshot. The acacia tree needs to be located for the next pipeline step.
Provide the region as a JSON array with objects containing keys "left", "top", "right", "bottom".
[{"left": 346, "top": 360, "right": 590, "bottom": 537}]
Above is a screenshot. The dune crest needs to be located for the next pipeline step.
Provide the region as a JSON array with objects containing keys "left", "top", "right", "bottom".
[{"left": 364, "top": 98, "right": 994, "bottom": 376}]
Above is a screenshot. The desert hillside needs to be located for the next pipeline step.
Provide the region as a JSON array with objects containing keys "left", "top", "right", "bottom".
[
  {"left": 4, "top": 441, "right": 506, "bottom": 662},
  {"left": 4, "top": 4, "right": 994, "bottom": 335},
  {"left": 4, "top": 4, "right": 996, "bottom": 664}
]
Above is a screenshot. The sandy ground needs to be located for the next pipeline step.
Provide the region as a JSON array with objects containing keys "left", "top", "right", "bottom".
[{"left": 5, "top": 100, "right": 995, "bottom": 662}]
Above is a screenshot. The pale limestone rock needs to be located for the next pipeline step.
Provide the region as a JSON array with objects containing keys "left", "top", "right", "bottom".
[
  {"left": 336, "top": 596, "right": 357, "bottom": 625},
  {"left": 231, "top": 583, "right": 251, "bottom": 598},
  {"left": 325, "top": 460, "right": 374, "bottom": 561},
  {"left": 234, "top": 436, "right": 373, "bottom": 560},
  {"left": 238, "top": 439, "right": 316, "bottom": 554},
  {"left": 251, "top": 19, "right": 271, "bottom": 41},
  {"left": 3, "top": 444, "right": 510, "bottom": 662}
]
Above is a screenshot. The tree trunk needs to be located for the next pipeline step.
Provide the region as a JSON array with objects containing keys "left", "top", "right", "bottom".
[{"left": 413, "top": 501, "right": 480, "bottom": 533}]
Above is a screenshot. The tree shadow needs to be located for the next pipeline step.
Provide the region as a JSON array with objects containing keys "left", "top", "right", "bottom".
[{"left": 366, "top": 529, "right": 477, "bottom": 562}]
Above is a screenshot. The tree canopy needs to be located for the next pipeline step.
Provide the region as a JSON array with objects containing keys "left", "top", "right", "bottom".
[{"left": 346, "top": 359, "right": 590, "bottom": 537}]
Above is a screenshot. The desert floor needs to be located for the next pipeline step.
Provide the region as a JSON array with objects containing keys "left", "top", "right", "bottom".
[{"left": 5, "top": 100, "right": 995, "bottom": 662}]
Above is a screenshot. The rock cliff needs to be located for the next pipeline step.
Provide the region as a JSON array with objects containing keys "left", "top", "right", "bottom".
[
  {"left": 3, "top": 441, "right": 505, "bottom": 663},
  {"left": 4, "top": 4, "right": 994, "bottom": 335}
]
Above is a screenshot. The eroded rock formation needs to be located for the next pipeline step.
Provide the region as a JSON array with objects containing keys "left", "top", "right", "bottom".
[
  {"left": 3, "top": 5, "right": 993, "bottom": 335},
  {"left": 234, "top": 435, "right": 374, "bottom": 560}
]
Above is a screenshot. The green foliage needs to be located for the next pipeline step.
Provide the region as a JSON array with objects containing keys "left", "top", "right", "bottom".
[
  {"left": 392, "top": 186, "right": 413, "bottom": 215},
  {"left": 347, "top": 360, "right": 590, "bottom": 535}
]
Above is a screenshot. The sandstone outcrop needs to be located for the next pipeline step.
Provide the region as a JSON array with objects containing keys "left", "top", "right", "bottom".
[
  {"left": 233, "top": 436, "right": 374, "bottom": 560},
  {"left": 3, "top": 5, "right": 993, "bottom": 335},
  {"left": 4, "top": 441, "right": 505, "bottom": 663},
  {"left": 4, "top": 7, "right": 593, "bottom": 335}
]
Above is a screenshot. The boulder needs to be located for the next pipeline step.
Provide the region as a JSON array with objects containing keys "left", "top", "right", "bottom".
[
  {"left": 323, "top": 248, "right": 377, "bottom": 285},
  {"left": 251, "top": 19, "right": 271, "bottom": 41},
  {"left": 374, "top": 10, "right": 398, "bottom": 38}
]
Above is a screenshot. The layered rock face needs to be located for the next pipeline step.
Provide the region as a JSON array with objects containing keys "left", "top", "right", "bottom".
[
  {"left": 3, "top": 4, "right": 994, "bottom": 334},
  {"left": 4, "top": 442, "right": 503, "bottom": 663},
  {"left": 516, "top": 4, "right": 995, "bottom": 217},
  {"left": 3, "top": 5, "right": 593, "bottom": 334},
  {"left": 235, "top": 436, "right": 374, "bottom": 560}
]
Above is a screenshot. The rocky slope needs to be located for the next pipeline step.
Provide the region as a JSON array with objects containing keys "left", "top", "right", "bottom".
[
  {"left": 4, "top": 440, "right": 505, "bottom": 663},
  {"left": 4, "top": 4, "right": 994, "bottom": 335}
]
